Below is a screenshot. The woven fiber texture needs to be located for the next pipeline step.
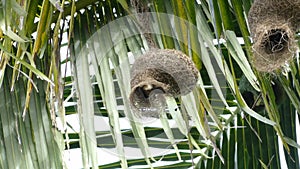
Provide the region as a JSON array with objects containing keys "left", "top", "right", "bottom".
[
  {"left": 129, "top": 49, "right": 198, "bottom": 118},
  {"left": 248, "top": 0, "right": 300, "bottom": 72}
]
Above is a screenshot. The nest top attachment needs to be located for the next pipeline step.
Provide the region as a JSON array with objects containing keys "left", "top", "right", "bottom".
[
  {"left": 248, "top": 0, "right": 300, "bottom": 72},
  {"left": 129, "top": 48, "right": 199, "bottom": 119},
  {"left": 248, "top": 0, "right": 300, "bottom": 32}
]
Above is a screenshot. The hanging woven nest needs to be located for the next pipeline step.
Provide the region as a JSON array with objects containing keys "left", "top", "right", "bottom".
[
  {"left": 250, "top": 22, "right": 297, "bottom": 72},
  {"left": 248, "top": 0, "right": 300, "bottom": 72},
  {"left": 129, "top": 49, "right": 199, "bottom": 119}
]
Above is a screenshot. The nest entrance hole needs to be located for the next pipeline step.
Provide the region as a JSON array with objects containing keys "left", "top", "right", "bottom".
[
  {"left": 262, "top": 29, "right": 289, "bottom": 54},
  {"left": 135, "top": 85, "right": 165, "bottom": 99}
]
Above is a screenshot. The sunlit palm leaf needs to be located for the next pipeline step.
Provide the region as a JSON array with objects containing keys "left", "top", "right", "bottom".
[
  {"left": 0, "top": 68, "right": 63, "bottom": 169},
  {"left": 1, "top": 0, "right": 299, "bottom": 168}
]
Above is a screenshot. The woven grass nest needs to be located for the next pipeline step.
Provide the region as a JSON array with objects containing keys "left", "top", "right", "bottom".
[
  {"left": 129, "top": 49, "right": 199, "bottom": 119},
  {"left": 248, "top": 0, "right": 300, "bottom": 72}
]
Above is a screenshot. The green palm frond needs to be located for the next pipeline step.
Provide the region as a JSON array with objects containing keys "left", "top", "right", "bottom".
[
  {"left": 0, "top": 64, "right": 64, "bottom": 169},
  {"left": 0, "top": 0, "right": 299, "bottom": 169}
]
